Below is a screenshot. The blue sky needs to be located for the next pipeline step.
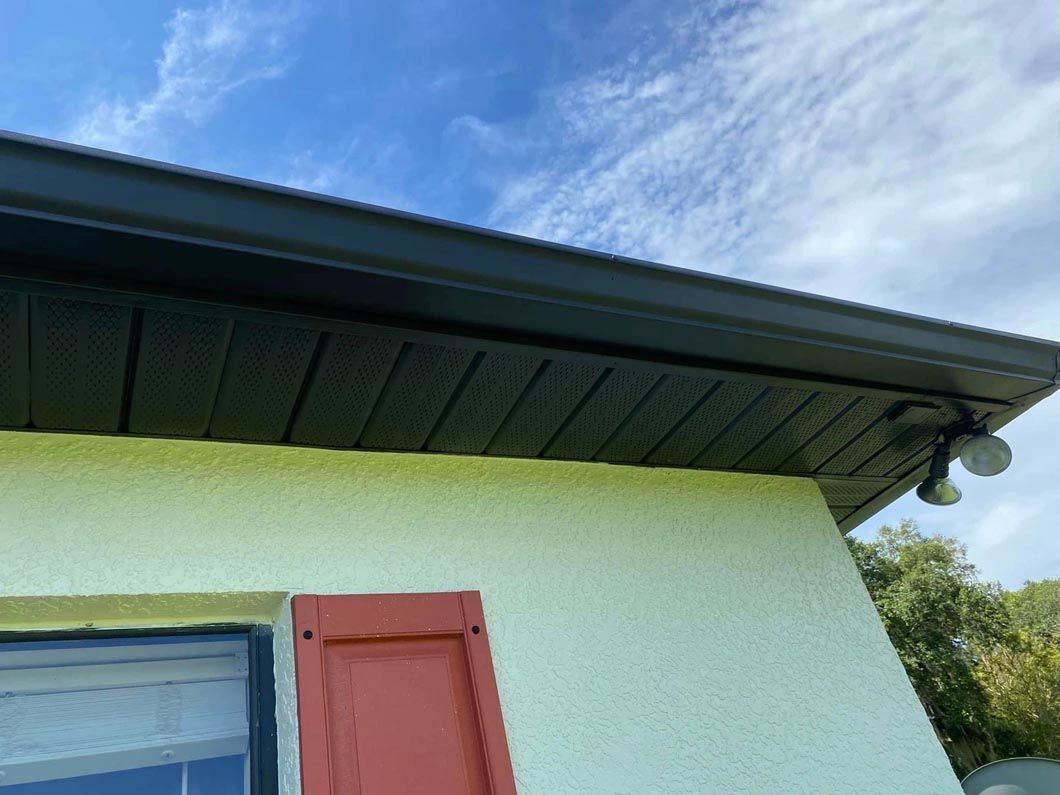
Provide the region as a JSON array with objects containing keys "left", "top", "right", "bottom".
[{"left": 3, "top": 0, "right": 1059, "bottom": 587}]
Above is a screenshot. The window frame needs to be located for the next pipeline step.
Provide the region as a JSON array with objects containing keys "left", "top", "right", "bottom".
[{"left": 0, "top": 623, "right": 279, "bottom": 795}]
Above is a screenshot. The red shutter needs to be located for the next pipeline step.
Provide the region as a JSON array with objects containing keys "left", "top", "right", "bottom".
[{"left": 292, "top": 592, "right": 517, "bottom": 795}]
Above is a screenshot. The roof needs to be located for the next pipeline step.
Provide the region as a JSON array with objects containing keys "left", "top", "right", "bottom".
[{"left": 1, "top": 131, "right": 1057, "bottom": 532}]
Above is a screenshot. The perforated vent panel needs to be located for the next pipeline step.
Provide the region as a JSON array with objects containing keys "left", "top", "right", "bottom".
[
  {"left": 884, "top": 435, "right": 966, "bottom": 482},
  {"left": 289, "top": 334, "right": 401, "bottom": 447},
  {"left": 427, "top": 352, "right": 542, "bottom": 454},
  {"left": 736, "top": 393, "right": 856, "bottom": 471},
  {"left": 486, "top": 360, "right": 605, "bottom": 457},
  {"left": 0, "top": 291, "right": 29, "bottom": 427},
  {"left": 360, "top": 343, "right": 476, "bottom": 450},
  {"left": 544, "top": 369, "right": 659, "bottom": 459},
  {"left": 209, "top": 323, "right": 319, "bottom": 441},
  {"left": 595, "top": 376, "right": 715, "bottom": 463},
  {"left": 778, "top": 397, "right": 891, "bottom": 474},
  {"left": 30, "top": 296, "right": 131, "bottom": 431},
  {"left": 830, "top": 507, "right": 856, "bottom": 523},
  {"left": 853, "top": 407, "right": 965, "bottom": 477},
  {"left": 646, "top": 381, "right": 763, "bottom": 466},
  {"left": 816, "top": 405, "right": 952, "bottom": 476},
  {"left": 816, "top": 477, "right": 893, "bottom": 506},
  {"left": 129, "top": 310, "right": 231, "bottom": 436},
  {"left": 694, "top": 388, "right": 814, "bottom": 468}
]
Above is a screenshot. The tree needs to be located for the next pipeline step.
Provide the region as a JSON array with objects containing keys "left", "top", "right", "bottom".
[
  {"left": 976, "top": 629, "right": 1060, "bottom": 759},
  {"left": 846, "top": 520, "right": 1009, "bottom": 776},
  {"left": 1006, "top": 579, "right": 1060, "bottom": 639},
  {"left": 849, "top": 523, "right": 1060, "bottom": 777}
]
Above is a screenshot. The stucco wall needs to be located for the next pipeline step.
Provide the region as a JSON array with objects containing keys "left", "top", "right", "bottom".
[{"left": 0, "top": 432, "right": 960, "bottom": 794}]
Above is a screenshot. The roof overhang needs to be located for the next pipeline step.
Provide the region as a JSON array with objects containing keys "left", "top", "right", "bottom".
[{"left": 1, "top": 131, "right": 1057, "bottom": 532}]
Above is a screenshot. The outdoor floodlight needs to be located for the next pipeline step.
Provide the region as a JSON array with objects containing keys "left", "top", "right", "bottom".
[
  {"left": 959, "top": 428, "right": 1012, "bottom": 477},
  {"left": 916, "top": 443, "right": 962, "bottom": 506}
]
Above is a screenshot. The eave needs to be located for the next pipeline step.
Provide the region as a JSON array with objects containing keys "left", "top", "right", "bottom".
[{"left": 1, "top": 131, "right": 1057, "bottom": 532}]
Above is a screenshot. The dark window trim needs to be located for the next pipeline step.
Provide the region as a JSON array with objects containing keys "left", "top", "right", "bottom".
[{"left": 0, "top": 623, "right": 279, "bottom": 795}]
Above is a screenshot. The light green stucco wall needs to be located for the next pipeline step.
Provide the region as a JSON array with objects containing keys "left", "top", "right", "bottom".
[{"left": 0, "top": 432, "right": 960, "bottom": 794}]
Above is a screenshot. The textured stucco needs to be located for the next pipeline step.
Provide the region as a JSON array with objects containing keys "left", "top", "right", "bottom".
[{"left": 0, "top": 432, "right": 960, "bottom": 794}]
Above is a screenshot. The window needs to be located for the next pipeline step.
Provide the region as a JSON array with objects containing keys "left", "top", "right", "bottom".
[
  {"left": 0, "top": 627, "right": 277, "bottom": 794},
  {"left": 293, "top": 591, "right": 516, "bottom": 795}
]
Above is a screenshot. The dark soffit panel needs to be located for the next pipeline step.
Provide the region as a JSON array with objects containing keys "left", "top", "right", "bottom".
[
  {"left": 0, "top": 290, "right": 29, "bottom": 427},
  {"left": 0, "top": 131, "right": 1058, "bottom": 534},
  {"left": 0, "top": 283, "right": 1043, "bottom": 535},
  {"left": 129, "top": 310, "right": 231, "bottom": 436}
]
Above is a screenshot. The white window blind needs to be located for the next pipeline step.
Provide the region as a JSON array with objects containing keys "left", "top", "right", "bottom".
[{"left": 0, "top": 637, "right": 250, "bottom": 787}]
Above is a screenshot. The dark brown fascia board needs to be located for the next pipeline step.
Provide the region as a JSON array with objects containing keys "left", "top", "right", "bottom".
[{"left": 1, "top": 130, "right": 1058, "bottom": 409}]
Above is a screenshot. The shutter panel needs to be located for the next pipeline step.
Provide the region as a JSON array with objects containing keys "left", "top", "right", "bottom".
[{"left": 292, "top": 592, "right": 516, "bottom": 795}]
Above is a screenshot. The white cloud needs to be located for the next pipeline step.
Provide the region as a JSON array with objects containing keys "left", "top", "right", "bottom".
[
  {"left": 447, "top": 115, "right": 525, "bottom": 156},
  {"left": 479, "top": 0, "right": 1060, "bottom": 586},
  {"left": 489, "top": 0, "right": 1060, "bottom": 327},
  {"left": 68, "top": 0, "right": 299, "bottom": 158}
]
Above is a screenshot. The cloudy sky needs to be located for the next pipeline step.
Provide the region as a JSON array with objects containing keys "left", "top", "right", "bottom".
[{"left": 3, "top": 0, "right": 1058, "bottom": 587}]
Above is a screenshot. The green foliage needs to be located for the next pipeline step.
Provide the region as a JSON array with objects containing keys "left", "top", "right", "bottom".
[
  {"left": 848, "top": 521, "right": 1060, "bottom": 776},
  {"left": 976, "top": 629, "right": 1060, "bottom": 759},
  {"left": 1005, "top": 579, "right": 1060, "bottom": 639}
]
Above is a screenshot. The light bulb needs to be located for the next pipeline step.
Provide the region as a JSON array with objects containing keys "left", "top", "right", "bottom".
[
  {"left": 916, "top": 476, "right": 962, "bottom": 506},
  {"left": 959, "top": 432, "right": 1012, "bottom": 477},
  {"left": 916, "top": 443, "right": 962, "bottom": 506}
]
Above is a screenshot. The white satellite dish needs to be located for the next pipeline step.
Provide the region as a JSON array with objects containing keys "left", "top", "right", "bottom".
[{"left": 961, "top": 757, "right": 1060, "bottom": 795}]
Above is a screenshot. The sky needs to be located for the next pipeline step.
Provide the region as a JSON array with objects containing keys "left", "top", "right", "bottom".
[{"left": 2, "top": 0, "right": 1058, "bottom": 588}]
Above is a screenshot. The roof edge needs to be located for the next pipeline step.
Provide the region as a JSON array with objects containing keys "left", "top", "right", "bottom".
[
  {"left": 836, "top": 381, "right": 1059, "bottom": 533},
  {"left": 2, "top": 131, "right": 1058, "bottom": 405}
]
